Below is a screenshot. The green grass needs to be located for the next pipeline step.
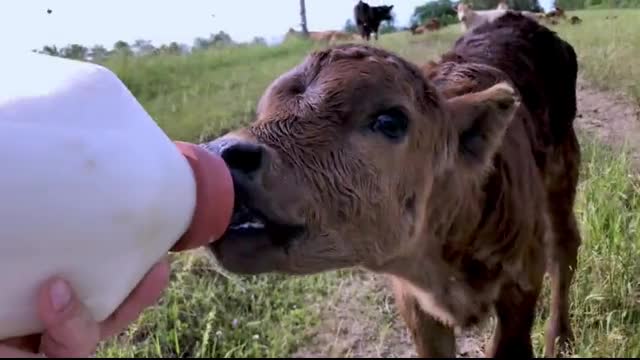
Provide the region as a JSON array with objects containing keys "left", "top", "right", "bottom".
[
  {"left": 98, "top": 253, "right": 340, "bottom": 358},
  {"left": 554, "top": 9, "right": 640, "bottom": 105},
  {"left": 97, "top": 9, "right": 640, "bottom": 357},
  {"left": 531, "top": 137, "right": 640, "bottom": 357}
]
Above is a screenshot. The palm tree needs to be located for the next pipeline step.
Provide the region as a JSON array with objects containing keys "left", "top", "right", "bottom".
[{"left": 300, "top": 0, "right": 309, "bottom": 37}]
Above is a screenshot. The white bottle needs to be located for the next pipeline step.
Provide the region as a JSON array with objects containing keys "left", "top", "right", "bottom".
[{"left": 0, "top": 52, "right": 232, "bottom": 340}]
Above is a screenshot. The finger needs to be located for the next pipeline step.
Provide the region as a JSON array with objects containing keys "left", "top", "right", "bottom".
[
  {"left": 99, "top": 259, "right": 170, "bottom": 339},
  {"left": 0, "top": 344, "right": 44, "bottom": 358},
  {"left": 36, "top": 278, "right": 100, "bottom": 358}
]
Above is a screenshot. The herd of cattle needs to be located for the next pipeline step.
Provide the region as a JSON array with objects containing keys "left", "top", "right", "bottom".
[
  {"left": 454, "top": 0, "right": 584, "bottom": 31},
  {"left": 287, "top": 0, "right": 585, "bottom": 45}
]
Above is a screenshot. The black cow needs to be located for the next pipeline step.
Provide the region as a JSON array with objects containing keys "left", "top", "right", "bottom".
[{"left": 353, "top": 1, "right": 394, "bottom": 41}]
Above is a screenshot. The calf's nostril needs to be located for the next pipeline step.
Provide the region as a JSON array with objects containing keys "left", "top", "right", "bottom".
[{"left": 220, "top": 142, "right": 264, "bottom": 175}]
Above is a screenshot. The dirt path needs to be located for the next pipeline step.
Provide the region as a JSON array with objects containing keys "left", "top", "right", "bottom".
[
  {"left": 575, "top": 78, "right": 640, "bottom": 168},
  {"left": 294, "top": 79, "right": 640, "bottom": 358}
]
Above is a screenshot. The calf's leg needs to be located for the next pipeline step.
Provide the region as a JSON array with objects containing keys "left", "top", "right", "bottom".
[
  {"left": 487, "top": 280, "right": 542, "bottom": 358},
  {"left": 392, "top": 280, "right": 456, "bottom": 357},
  {"left": 544, "top": 134, "right": 582, "bottom": 357}
]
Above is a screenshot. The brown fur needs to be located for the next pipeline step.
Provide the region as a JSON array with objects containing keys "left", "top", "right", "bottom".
[
  {"left": 206, "top": 12, "right": 581, "bottom": 358},
  {"left": 425, "top": 18, "right": 442, "bottom": 31},
  {"left": 411, "top": 19, "right": 441, "bottom": 35}
]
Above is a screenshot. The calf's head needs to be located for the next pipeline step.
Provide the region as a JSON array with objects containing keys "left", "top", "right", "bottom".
[
  {"left": 456, "top": 3, "right": 473, "bottom": 23},
  {"left": 205, "top": 45, "right": 519, "bottom": 276}
]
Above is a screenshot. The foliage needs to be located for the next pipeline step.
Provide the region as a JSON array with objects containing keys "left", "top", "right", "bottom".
[
  {"left": 557, "top": 0, "right": 640, "bottom": 9},
  {"left": 343, "top": 19, "right": 358, "bottom": 33},
  {"left": 411, "top": 0, "right": 459, "bottom": 26}
]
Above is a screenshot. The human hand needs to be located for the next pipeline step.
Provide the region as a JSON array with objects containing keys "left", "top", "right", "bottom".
[{"left": 0, "top": 259, "right": 169, "bottom": 358}]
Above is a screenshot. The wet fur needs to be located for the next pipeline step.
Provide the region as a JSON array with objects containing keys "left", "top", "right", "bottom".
[
  {"left": 418, "top": 12, "right": 581, "bottom": 357},
  {"left": 207, "top": 13, "right": 581, "bottom": 358}
]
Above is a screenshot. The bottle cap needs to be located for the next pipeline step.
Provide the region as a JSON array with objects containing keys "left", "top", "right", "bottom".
[{"left": 172, "top": 141, "right": 234, "bottom": 251}]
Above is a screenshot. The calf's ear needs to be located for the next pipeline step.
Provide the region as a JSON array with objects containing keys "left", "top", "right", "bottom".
[{"left": 445, "top": 82, "right": 519, "bottom": 173}]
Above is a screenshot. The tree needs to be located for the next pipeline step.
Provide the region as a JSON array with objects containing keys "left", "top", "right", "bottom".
[
  {"left": 300, "top": 0, "right": 309, "bottom": 37},
  {"left": 89, "top": 45, "right": 110, "bottom": 62},
  {"left": 211, "top": 31, "right": 233, "bottom": 46},
  {"left": 60, "top": 44, "right": 89, "bottom": 60},
  {"left": 167, "top": 42, "right": 183, "bottom": 54},
  {"left": 193, "top": 36, "right": 211, "bottom": 50},
  {"left": 251, "top": 37, "right": 267, "bottom": 46},
  {"left": 412, "top": 0, "right": 458, "bottom": 26},
  {"left": 113, "top": 40, "right": 133, "bottom": 56},
  {"left": 133, "top": 39, "right": 155, "bottom": 56},
  {"left": 343, "top": 19, "right": 357, "bottom": 33},
  {"left": 40, "top": 45, "right": 60, "bottom": 57}
]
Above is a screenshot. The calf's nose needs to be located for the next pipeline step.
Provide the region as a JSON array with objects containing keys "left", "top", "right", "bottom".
[{"left": 204, "top": 137, "right": 265, "bottom": 176}]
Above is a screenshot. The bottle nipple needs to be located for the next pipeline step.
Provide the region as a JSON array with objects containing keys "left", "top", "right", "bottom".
[{"left": 173, "top": 141, "right": 234, "bottom": 251}]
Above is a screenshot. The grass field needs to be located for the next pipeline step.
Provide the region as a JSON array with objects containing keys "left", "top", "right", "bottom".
[{"left": 97, "top": 9, "right": 640, "bottom": 357}]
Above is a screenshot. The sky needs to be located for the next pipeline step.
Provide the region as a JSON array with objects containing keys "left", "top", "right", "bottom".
[
  {"left": 2, "top": 0, "right": 553, "bottom": 54},
  {"left": 2, "top": 0, "right": 425, "bottom": 53}
]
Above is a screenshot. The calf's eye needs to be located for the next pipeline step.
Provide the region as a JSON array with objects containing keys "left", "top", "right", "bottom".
[{"left": 370, "top": 111, "right": 408, "bottom": 141}]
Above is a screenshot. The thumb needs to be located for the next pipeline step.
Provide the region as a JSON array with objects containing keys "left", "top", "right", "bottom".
[{"left": 36, "top": 278, "right": 100, "bottom": 358}]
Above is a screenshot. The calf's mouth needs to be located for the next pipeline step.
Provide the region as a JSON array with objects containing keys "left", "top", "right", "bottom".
[{"left": 206, "top": 154, "right": 306, "bottom": 275}]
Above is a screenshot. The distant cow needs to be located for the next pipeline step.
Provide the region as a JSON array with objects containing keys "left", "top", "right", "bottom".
[
  {"left": 285, "top": 28, "right": 358, "bottom": 44},
  {"left": 354, "top": 0, "right": 394, "bottom": 41},
  {"left": 424, "top": 18, "right": 441, "bottom": 31},
  {"left": 456, "top": 3, "right": 509, "bottom": 32},
  {"left": 456, "top": 3, "right": 541, "bottom": 32},
  {"left": 570, "top": 15, "right": 582, "bottom": 24},
  {"left": 410, "top": 18, "right": 441, "bottom": 35}
]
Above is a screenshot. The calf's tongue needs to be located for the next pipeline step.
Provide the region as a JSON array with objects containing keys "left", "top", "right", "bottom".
[{"left": 173, "top": 141, "right": 235, "bottom": 251}]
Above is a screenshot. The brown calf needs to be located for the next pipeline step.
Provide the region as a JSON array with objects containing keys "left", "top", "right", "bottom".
[
  {"left": 411, "top": 19, "right": 441, "bottom": 35},
  {"left": 206, "top": 12, "right": 581, "bottom": 358}
]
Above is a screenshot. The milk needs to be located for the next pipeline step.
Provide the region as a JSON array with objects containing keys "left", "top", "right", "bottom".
[{"left": 0, "top": 52, "right": 198, "bottom": 340}]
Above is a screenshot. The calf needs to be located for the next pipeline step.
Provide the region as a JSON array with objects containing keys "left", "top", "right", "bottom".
[
  {"left": 411, "top": 19, "right": 441, "bottom": 35},
  {"left": 457, "top": 3, "right": 541, "bottom": 32},
  {"left": 570, "top": 15, "right": 583, "bottom": 24},
  {"left": 456, "top": 3, "right": 508, "bottom": 31},
  {"left": 354, "top": 0, "right": 394, "bottom": 41},
  {"left": 425, "top": 18, "right": 442, "bottom": 31},
  {"left": 206, "top": 12, "right": 581, "bottom": 358}
]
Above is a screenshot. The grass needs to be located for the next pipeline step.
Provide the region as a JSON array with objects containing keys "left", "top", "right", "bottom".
[
  {"left": 531, "top": 137, "right": 640, "bottom": 357},
  {"left": 99, "top": 253, "right": 339, "bottom": 357},
  {"left": 554, "top": 9, "right": 640, "bottom": 106},
  {"left": 97, "top": 9, "right": 640, "bottom": 357}
]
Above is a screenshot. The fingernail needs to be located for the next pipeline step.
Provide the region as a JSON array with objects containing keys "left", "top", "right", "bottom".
[{"left": 50, "top": 279, "right": 72, "bottom": 312}]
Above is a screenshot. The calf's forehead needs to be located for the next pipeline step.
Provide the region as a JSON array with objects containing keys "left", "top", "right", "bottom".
[{"left": 259, "top": 57, "right": 420, "bottom": 115}]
